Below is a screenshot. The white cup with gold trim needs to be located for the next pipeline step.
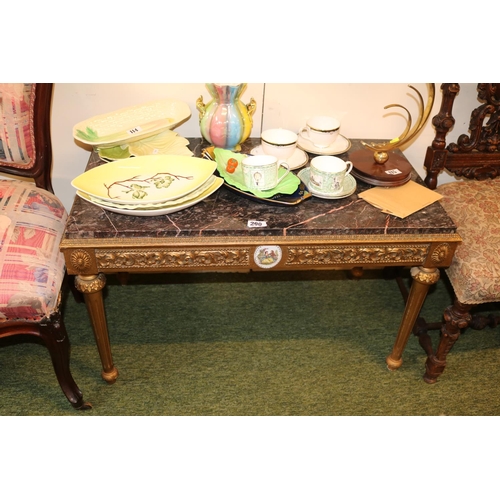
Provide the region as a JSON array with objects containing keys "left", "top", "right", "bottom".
[
  {"left": 260, "top": 128, "right": 298, "bottom": 161},
  {"left": 300, "top": 116, "right": 340, "bottom": 149}
]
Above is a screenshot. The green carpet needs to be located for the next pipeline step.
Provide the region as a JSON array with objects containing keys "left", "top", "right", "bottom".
[{"left": 1, "top": 269, "right": 500, "bottom": 415}]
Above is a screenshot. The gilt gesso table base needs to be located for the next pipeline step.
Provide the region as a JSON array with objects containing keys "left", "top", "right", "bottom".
[{"left": 61, "top": 139, "right": 460, "bottom": 383}]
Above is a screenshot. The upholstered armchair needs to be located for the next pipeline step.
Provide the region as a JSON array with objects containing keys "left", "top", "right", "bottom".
[
  {"left": 418, "top": 83, "right": 500, "bottom": 383},
  {"left": 0, "top": 83, "right": 90, "bottom": 409}
]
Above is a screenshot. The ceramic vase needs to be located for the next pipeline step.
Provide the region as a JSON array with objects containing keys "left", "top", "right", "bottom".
[{"left": 196, "top": 83, "right": 256, "bottom": 151}]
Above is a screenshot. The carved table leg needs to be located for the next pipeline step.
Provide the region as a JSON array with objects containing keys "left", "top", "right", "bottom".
[
  {"left": 386, "top": 266, "right": 440, "bottom": 370},
  {"left": 423, "top": 299, "right": 472, "bottom": 384},
  {"left": 74, "top": 273, "right": 119, "bottom": 384}
]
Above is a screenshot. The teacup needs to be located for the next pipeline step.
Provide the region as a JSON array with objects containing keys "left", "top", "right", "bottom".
[
  {"left": 309, "top": 155, "right": 353, "bottom": 194},
  {"left": 260, "top": 128, "right": 298, "bottom": 161},
  {"left": 300, "top": 116, "right": 340, "bottom": 149},
  {"left": 242, "top": 154, "right": 290, "bottom": 191}
]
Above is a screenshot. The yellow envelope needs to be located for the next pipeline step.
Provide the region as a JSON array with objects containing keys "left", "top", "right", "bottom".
[{"left": 358, "top": 180, "right": 443, "bottom": 218}]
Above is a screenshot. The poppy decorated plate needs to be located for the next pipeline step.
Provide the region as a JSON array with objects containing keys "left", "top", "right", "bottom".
[{"left": 71, "top": 155, "right": 217, "bottom": 205}]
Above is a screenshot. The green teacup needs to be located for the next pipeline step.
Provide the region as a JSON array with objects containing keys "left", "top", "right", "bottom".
[
  {"left": 242, "top": 155, "right": 290, "bottom": 191},
  {"left": 309, "top": 156, "right": 353, "bottom": 194}
]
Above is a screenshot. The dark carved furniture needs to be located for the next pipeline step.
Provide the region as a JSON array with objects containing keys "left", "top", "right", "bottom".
[
  {"left": 0, "top": 83, "right": 90, "bottom": 409},
  {"left": 60, "top": 138, "right": 460, "bottom": 384},
  {"left": 425, "top": 84, "right": 500, "bottom": 189},
  {"left": 419, "top": 83, "right": 500, "bottom": 382}
]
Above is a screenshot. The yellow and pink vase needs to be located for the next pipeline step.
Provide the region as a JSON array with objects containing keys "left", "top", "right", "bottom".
[{"left": 196, "top": 83, "right": 256, "bottom": 151}]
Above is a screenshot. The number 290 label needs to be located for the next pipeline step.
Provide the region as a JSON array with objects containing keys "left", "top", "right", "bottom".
[{"left": 248, "top": 220, "right": 267, "bottom": 228}]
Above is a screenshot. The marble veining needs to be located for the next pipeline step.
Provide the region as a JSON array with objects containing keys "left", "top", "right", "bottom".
[{"left": 64, "top": 139, "right": 457, "bottom": 240}]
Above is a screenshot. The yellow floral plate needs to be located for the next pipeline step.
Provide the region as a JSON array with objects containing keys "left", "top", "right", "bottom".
[
  {"left": 71, "top": 155, "right": 217, "bottom": 205},
  {"left": 76, "top": 177, "right": 223, "bottom": 216},
  {"left": 73, "top": 98, "right": 191, "bottom": 148},
  {"left": 83, "top": 176, "right": 218, "bottom": 209}
]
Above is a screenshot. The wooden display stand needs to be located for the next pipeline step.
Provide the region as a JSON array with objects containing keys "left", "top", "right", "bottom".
[{"left": 350, "top": 148, "right": 412, "bottom": 187}]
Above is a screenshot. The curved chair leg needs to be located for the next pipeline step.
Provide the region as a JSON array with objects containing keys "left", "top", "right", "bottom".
[
  {"left": 40, "top": 312, "right": 92, "bottom": 410},
  {"left": 424, "top": 299, "right": 472, "bottom": 384}
]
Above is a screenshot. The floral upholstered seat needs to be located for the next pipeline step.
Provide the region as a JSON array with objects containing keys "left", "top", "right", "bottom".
[
  {"left": 420, "top": 83, "right": 500, "bottom": 384},
  {"left": 0, "top": 179, "right": 67, "bottom": 321},
  {"left": 437, "top": 178, "right": 500, "bottom": 305},
  {"left": 0, "top": 83, "right": 89, "bottom": 409}
]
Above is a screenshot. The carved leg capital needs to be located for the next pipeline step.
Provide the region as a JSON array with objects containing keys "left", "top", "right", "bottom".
[
  {"left": 442, "top": 301, "right": 472, "bottom": 330},
  {"left": 74, "top": 273, "right": 106, "bottom": 294},
  {"left": 410, "top": 266, "right": 440, "bottom": 286}
]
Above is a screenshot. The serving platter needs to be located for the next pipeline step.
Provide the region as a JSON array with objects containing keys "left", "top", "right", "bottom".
[
  {"left": 76, "top": 176, "right": 223, "bottom": 216},
  {"left": 73, "top": 98, "right": 191, "bottom": 148},
  {"left": 71, "top": 155, "right": 217, "bottom": 205},
  {"left": 222, "top": 179, "right": 312, "bottom": 206},
  {"left": 84, "top": 175, "right": 218, "bottom": 209}
]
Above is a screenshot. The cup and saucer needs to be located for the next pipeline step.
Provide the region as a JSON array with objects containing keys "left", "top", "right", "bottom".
[
  {"left": 297, "top": 115, "right": 351, "bottom": 155},
  {"left": 298, "top": 155, "right": 357, "bottom": 200},
  {"left": 250, "top": 144, "right": 308, "bottom": 170},
  {"left": 297, "top": 134, "right": 351, "bottom": 156},
  {"left": 252, "top": 128, "right": 309, "bottom": 170}
]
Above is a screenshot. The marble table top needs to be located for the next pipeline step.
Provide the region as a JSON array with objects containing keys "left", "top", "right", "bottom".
[{"left": 64, "top": 138, "right": 457, "bottom": 241}]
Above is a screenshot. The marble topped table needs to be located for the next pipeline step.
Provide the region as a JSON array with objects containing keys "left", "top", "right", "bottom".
[{"left": 61, "top": 138, "right": 461, "bottom": 383}]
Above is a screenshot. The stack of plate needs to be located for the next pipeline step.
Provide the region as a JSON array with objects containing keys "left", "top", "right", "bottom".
[{"left": 71, "top": 155, "right": 222, "bottom": 216}]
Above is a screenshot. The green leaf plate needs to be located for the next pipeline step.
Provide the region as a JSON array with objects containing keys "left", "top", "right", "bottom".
[{"left": 213, "top": 148, "right": 300, "bottom": 199}]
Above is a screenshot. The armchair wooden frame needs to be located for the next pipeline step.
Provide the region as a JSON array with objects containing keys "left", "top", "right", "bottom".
[
  {"left": 413, "top": 83, "right": 500, "bottom": 383},
  {"left": 0, "top": 83, "right": 90, "bottom": 409}
]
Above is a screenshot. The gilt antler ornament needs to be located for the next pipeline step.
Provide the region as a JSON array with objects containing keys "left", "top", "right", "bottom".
[{"left": 362, "top": 84, "right": 435, "bottom": 164}]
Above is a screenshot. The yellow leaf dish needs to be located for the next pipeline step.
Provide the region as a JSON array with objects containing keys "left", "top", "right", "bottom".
[
  {"left": 71, "top": 155, "right": 217, "bottom": 205},
  {"left": 97, "top": 130, "right": 193, "bottom": 161},
  {"left": 73, "top": 98, "right": 191, "bottom": 148}
]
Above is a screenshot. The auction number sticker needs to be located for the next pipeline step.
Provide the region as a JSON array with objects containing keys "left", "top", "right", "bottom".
[
  {"left": 127, "top": 126, "right": 143, "bottom": 136},
  {"left": 248, "top": 220, "right": 267, "bottom": 228}
]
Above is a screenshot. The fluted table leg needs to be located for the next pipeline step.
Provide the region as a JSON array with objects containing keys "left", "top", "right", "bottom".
[
  {"left": 75, "top": 273, "right": 119, "bottom": 384},
  {"left": 386, "top": 266, "right": 440, "bottom": 370}
]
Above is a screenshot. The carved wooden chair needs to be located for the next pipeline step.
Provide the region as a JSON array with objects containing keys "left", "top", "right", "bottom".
[
  {"left": 0, "top": 83, "right": 90, "bottom": 409},
  {"left": 417, "top": 83, "right": 500, "bottom": 383}
]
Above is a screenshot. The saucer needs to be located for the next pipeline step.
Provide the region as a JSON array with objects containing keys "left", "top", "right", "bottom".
[
  {"left": 297, "top": 168, "right": 357, "bottom": 199},
  {"left": 250, "top": 145, "right": 308, "bottom": 170},
  {"left": 297, "top": 134, "right": 351, "bottom": 156}
]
